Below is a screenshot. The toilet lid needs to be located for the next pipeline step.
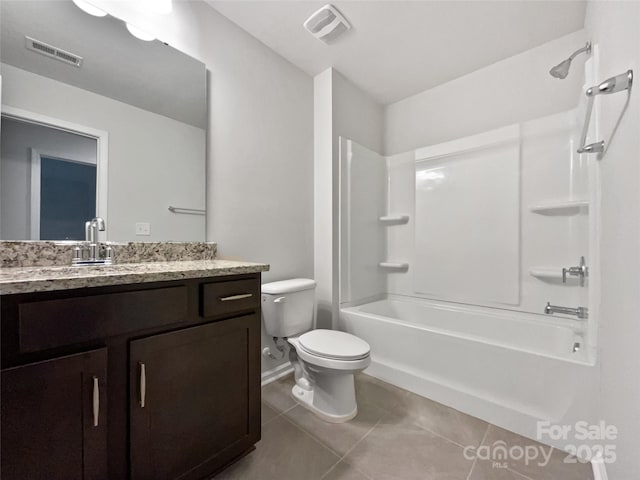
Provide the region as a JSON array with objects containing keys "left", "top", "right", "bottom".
[{"left": 298, "top": 330, "right": 370, "bottom": 361}]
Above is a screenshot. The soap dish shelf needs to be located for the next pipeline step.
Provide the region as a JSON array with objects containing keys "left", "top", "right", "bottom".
[
  {"left": 529, "top": 200, "right": 589, "bottom": 216},
  {"left": 379, "top": 215, "right": 410, "bottom": 225},
  {"left": 529, "top": 267, "right": 563, "bottom": 280},
  {"left": 379, "top": 262, "right": 409, "bottom": 272}
]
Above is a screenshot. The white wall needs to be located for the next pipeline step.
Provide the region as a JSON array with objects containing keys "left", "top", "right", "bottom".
[
  {"left": 314, "top": 69, "right": 334, "bottom": 330},
  {"left": 333, "top": 71, "right": 385, "bottom": 155},
  {"left": 314, "top": 67, "right": 384, "bottom": 328},
  {"left": 1, "top": 117, "right": 97, "bottom": 239},
  {"left": 1, "top": 63, "right": 205, "bottom": 242},
  {"left": 585, "top": 2, "right": 640, "bottom": 478},
  {"left": 89, "top": 1, "right": 315, "bottom": 377},
  {"left": 385, "top": 30, "right": 587, "bottom": 155}
]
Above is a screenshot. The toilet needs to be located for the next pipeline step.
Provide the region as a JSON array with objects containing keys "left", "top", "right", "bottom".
[{"left": 262, "top": 278, "right": 371, "bottom": 423}]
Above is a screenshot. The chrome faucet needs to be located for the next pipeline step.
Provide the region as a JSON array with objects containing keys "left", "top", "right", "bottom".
[
  {"left": 85, "top": 217, "right": 105, "bottom": 261},
  {"left": 544, "top": 302, "right": 589, "bottom": 320},
  {"left": 73, "top": 217, "right": 112, "bottom": 266}
]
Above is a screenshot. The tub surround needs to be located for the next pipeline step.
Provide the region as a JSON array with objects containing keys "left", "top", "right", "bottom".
[{"left": 0, "top": 241, "right": 218, "bottom": 268}]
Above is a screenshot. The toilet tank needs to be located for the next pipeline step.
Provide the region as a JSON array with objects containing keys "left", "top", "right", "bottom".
[{"left": 262, "top": 279, "right": 316, "bottom": 338}]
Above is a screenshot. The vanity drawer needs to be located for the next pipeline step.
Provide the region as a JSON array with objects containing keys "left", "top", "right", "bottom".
[
  {"left": 201, "top": 278, "right": 260, "bottom": 318},
  {"left": 18, "top": 286, "right": 188, "bottom": 353}
]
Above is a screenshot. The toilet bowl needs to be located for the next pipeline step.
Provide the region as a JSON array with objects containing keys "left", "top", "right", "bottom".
[{"left": 262, "top": 279, "right": 371, "bottom": 423}]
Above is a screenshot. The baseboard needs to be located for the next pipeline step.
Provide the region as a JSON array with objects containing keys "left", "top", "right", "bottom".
[
  {"left": 261, "top": 362, "right": 293, "bottom": 386},
  {"left": 591, "top": 453, "right": 608, "bottom": 480}
]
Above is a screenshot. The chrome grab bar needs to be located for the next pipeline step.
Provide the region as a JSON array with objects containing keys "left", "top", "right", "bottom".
[
  {"left": 545, "top": 302, "right": 589, "bottom": 320},
  {"left": 578, "top": 69, "right": 633, "bottom": 154}
]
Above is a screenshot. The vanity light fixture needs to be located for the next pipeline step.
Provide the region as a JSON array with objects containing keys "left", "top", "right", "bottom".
[
  {"left": 72, "top": 0, "right": 107, "bottom": 17},
  {"left": 142, "top": 0, "right": 173, "bottom": 15},
  {"left": 126, "top": 23, "right": 156, "bottom": 42}
]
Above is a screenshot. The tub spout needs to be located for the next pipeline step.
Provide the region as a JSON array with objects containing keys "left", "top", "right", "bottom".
[{"left": 544, "top": 302, "right": 588, "bottom": 320}]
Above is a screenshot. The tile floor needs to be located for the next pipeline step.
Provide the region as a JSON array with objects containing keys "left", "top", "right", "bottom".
[{"left": 215, "top": 374, "right": 594, "bottom": 480}]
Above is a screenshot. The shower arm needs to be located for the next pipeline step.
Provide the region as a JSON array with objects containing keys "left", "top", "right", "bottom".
[
  {"left": 577, "top": 69, "right": 634, "bottom": 154},
  {"left": 568, "top": 43, "right": 591, "bottom": 62}
]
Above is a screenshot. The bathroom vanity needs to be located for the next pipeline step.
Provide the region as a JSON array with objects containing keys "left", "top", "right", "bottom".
[{"left": 0, "top": 251, "right": 269, "bottom": 480}]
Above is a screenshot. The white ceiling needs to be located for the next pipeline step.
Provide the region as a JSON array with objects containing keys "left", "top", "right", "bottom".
[{"left": 206, "top": 0, "right": 586, "bottom": 105}]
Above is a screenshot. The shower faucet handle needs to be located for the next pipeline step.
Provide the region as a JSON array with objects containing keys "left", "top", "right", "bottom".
[{"left": 562, "top": 256, "right": 588, "bottom": 287}]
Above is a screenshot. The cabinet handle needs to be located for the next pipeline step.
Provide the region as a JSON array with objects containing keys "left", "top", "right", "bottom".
[
  {"left": 139, "top": 362, "right": 146, "bottom": 408},
  {"left": 219, "top": 293, "right": 253, "bottom": 302},
  {"left": 92, "top": 376, "right": 99, "bottom": 427}
]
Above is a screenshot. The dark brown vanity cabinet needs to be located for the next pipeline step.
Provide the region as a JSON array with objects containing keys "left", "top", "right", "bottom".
[
  {"left": 129, "top": 314, "right": 261, "bottom": 480},
  {"left": 1, "top": 273, "right": 262, "bottom": 480},
  {"left": 1, "top": 348, "right": 108, "bottom": 480}
]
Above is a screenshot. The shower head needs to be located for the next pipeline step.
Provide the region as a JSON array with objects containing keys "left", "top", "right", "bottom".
[
  {"left": 550, "top": 59, "right": 573, "bottom": 79},
  {"left": 549, "top": 42, "right": 591, "bottom": 79}
]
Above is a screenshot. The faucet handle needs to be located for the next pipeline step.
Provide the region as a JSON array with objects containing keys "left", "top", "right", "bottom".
[
  {"left": 91, "top": 217, "right": 106, "bottom": 232},
  {"left": 562, "top": 256, "right": 588, "bottom": 286}
]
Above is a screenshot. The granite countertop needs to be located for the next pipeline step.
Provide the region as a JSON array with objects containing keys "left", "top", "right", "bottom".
[{"left": 0, "top": 260, "right": 270, "bottom": 295}]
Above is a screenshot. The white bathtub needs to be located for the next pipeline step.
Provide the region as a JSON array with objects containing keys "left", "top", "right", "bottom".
[{"left": 340, "top": 295, "right": 597, "bottom": 443}]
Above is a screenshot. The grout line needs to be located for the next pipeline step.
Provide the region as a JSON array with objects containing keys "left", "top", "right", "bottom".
[
  {"left": 395, "top": 413, "right": 481, "bottom": 450},
  {"left": 333, "top": 419, "right": 381, "bottom": 480},
  {"left": 279, "top": 404, "right": 347, "bottom": 458},
  {"left": 341, "top": 418, "right": 381, "bottom": 460},
  {"left": 507, "top": 467, "right": 536, "bottom": 480},
  {"left": 466, "top": 425, "right": 491, "bottom": 480},
  {"left": 319, "top": 462, "right": 341, "bottom": 480},
  {"left": 280, "top": 403, "right": 298, "bottom": 416},
  {"left": 466, "top": 458, "right": 478, "bottom": 480},
  {"left": 317, "top": 404, "right": 386, "bottom": 480},
  {"left": 479, "top": 423, "right": 491, "bottom": 446},
  {"left": 278, "top": 413, "right": 342, "bottom": 461}
]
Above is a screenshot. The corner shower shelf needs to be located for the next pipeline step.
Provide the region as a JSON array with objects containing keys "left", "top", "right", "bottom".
[
  {"left": 529, "top": 200, "right": 589, "bottom": 216},
  {"left": 379, "top": 262, "right": 409, "bottom": 272},
  {"left": 529, "top": 267, "right": 563, "bottom": 280},
  {"left": 379, "top": 215, "right": 410, "bottom": 225}
]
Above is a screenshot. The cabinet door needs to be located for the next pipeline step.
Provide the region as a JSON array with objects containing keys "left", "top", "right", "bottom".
[
  {"left": 130, "top": 314, "right": 260, "bottom": 480},
  {"left": 1, "top": 348, "right": 108, "bottom": 480}
]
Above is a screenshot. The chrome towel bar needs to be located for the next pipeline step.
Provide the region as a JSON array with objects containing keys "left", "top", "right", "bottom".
[{"left": 168, "top": 206, "right": 206, "bottom": 215}]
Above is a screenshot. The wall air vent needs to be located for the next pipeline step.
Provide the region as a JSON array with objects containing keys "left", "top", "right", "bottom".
[
  {"left": 303, "top": 4, "right": 351, "bottom": 44},
  {"left": 25, "top": 36, "right": 83, "bottom": 67}
]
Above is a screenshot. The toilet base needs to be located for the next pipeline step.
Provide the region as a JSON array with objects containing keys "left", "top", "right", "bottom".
[{"left": 291, "top": 374, "right": 358, "bottom": 423}]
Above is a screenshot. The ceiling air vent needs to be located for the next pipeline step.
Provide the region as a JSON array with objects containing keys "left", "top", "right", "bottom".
[
  {"left": 303, "top": 4, "right": 351, "bottom": 44},
  {"left": 25, "top": 36, "right": 83, "bottom": 68}
]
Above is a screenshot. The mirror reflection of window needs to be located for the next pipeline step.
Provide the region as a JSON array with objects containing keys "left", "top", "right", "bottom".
[{"left": 38, "top": 156, "right": 96, "bottom": 240}]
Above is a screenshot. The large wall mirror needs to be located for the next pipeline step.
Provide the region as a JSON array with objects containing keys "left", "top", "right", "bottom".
[{"left": 0, "top": 0, "right": 206, "bottom": 242}]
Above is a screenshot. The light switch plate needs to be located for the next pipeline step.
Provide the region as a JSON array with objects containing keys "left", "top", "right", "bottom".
[{"left": 135, "top": 222, "right": 151, "bottom": 236}]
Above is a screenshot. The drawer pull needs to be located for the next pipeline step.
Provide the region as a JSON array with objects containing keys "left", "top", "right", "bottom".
[
  {"left": 219, "top": 293, "right": 253, "bottom": 302},
  {"left": 92, "top": 376, "right": 99, "bottom": 427},
  {"left": 139, "top": 362, "right": 146, "bottom": 408}
]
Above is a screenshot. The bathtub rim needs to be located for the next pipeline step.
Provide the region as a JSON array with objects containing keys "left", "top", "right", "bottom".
[{"left": 340, "top": 294, "right": 595, "bottom": 366}]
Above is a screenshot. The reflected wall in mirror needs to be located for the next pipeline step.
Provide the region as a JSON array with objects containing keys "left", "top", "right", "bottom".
[{"left": 0, "top": 0, "right": 207, "bottom": 242}]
